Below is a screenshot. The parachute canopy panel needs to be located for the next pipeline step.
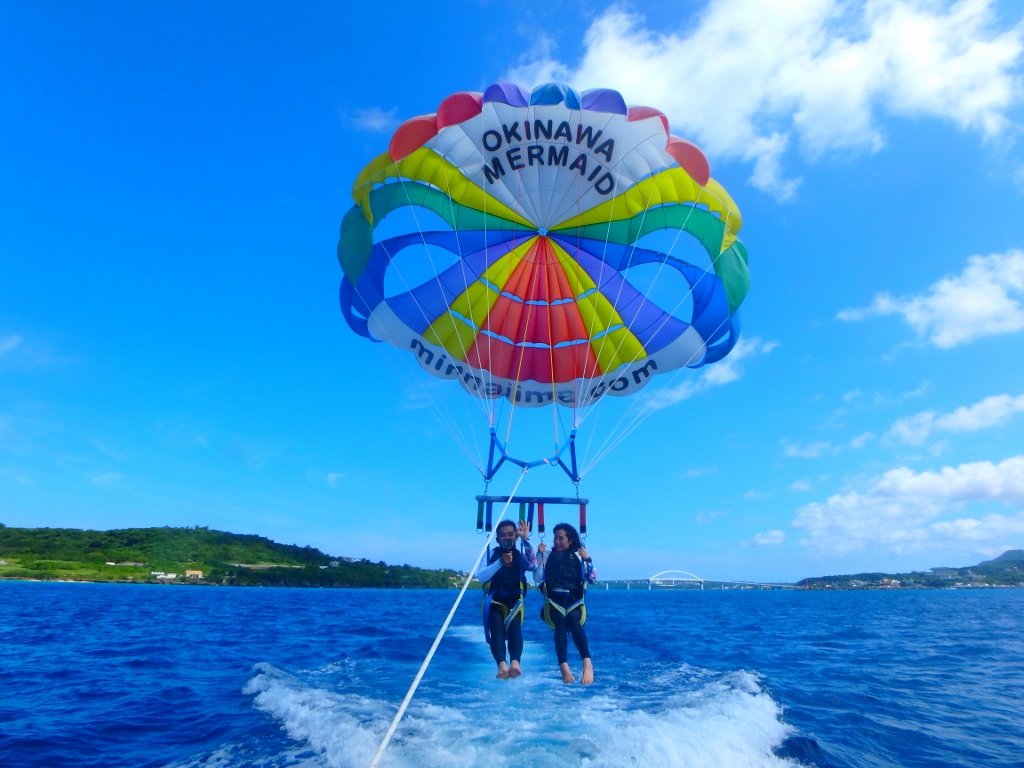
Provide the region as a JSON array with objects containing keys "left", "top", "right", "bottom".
[{"left": 338, "top": 82, "right": 749, "bottom": 409}]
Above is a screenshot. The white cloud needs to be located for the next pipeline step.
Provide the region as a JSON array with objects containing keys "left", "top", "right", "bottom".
[
  {"left": 887, "top": 393, "right": 1024, "bottom": 444},
  {"left": 648, "top": 337, "right": 776, "bottom": 409},
  {"left": 851, "top": 432, "right": 875, "bottom": 448},
  {"left": 506, "top": 0, "right": 1024, "bottom": 199},
  {"left": 793, "top": 455, "right": 1024, "bottom": 553},
  {"left": 838, "top": 251, "right": 1024, "bottom": 347},
  {"left": 843, "top": 388, "right": 865, "bottom": 403},
  {"left": 683, "top": 467, "right": 713, "bottom": 478},
  {"left": 90, "top": 472, "right": 124, "bottom": 486},
  {"left": 348, "top": 107, "right": 399, "bottom": 132},
  {"left": 0, "top": 468, "right": 32, "bottom": 485},
  {"left": 791, "top": 479, "right": 813, "bottom": 491},
  {"left": 744, "top": 489, "right": 771, "bottom": 500},
  {"left": 754, "top": 530, "right": 786, "bottom": 546},
  {"left": 695, "top": 509, "right": 729, "bottom": 523},
  {"left": 0, "top": 335, "right": 22, "bottom": 357},
  {"left": 327, "top": 472, "right": 345, "bottom": 488},
  {"left": 783, "top": 439, "right": 837, "bottom": 458}
]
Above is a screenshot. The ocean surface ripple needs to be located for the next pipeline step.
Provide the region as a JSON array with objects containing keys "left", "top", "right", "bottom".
[{"left": 1, "top": 582, "right": 1022, "bottom": 767}]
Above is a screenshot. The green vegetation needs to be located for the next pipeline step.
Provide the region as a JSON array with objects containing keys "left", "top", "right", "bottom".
[
  {"left": 0, "top": 523, "right": 460, "bottom": 588},
  {"left": 800, "top": 550, "right": 1024, "bottom": 589}
]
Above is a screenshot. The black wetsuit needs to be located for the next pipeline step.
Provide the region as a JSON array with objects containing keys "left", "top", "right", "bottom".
[
  {"left": 544, "top": 549, "right": 591, "bottom": 665},
  {"left": 485, "top": 548, "right": 524, "bottom": 665}
]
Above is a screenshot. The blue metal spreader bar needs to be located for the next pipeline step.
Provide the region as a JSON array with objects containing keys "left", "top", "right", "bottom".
[
  {"left": 475, "top": 495, "right": 589, "bottom": 504},
  {"left": 485, "top": 427, "right": 579, "bottom": 484},
  {"left": 475, "top": 495, "right": 588, "bottom": 537}
]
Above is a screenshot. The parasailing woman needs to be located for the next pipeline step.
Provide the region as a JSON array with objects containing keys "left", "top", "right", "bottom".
[{"left": 535, "top": 523, "right": 596, "bottom": 684}]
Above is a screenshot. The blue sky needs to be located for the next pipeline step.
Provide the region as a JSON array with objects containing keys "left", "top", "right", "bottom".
[{"left": 2, "top": 0, "right": 1023, "bottom": 581}]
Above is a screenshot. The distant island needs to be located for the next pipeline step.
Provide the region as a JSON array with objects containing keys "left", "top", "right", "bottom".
[
  {"left": 798, "top": 550, "right": 1024, "bottom": 589},
  {"left": 0, "top": 524, "right": 461, "bottom": 588},
  {"left": 3, "top": 522, "right": 1022, "bottom": 591}
]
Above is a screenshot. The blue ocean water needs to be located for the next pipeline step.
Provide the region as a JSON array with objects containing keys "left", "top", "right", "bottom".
[{"left": 1, "top": 582, "right": 1022, "bottom": 768}]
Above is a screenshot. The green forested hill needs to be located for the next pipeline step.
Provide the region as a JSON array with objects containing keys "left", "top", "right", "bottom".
[{"left": 0, "top": 524, "right": 460, "bottom": 588}]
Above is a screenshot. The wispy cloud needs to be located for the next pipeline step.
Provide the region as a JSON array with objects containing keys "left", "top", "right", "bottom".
[
  {"left": 648, "top": 337, "right": 776, "bottom": 410},
  {"left": 92, "top": 440, "right": 129, "bottom": 462},
  {"left": 0, "top": 335, "right": 22, "bottom": 357},
  {"left": 790, "top": 479, "right": 812, "bottom": 492},
  {"left": 0, "top": 467, "right": 33, "bottom": 485},
  {"left": 753, "top": 530, "right": 786, "bottom": 546},
  {"left": 507, "top": 1, "right": 1024, "bottom": 199},
  {"left": 783, "top": 440, "right": 838, "bottom": 458},
  {"left": 887, "top": 393, "right": 1024, "bottom": 445},
  {"left": 683, "top": 467, "right": 713, "bottom": 478},
  {"left": 327, "top": 472, "right": 345, "bottom": 488},
  {"left": 695, "top": 509, "right": 729, "bottom": 524},
  {"left": 838, "top": 251, "right": 1024, "bottom": 347},
  {"left": 90, "top": 472, "right": 125, "bottom": 486},
  {"left": 347, "top": 107, "right": 399, "bottom": 133},
  {"left": 793, "top": 456, "right": 1024, "bottom": 554},
  {"left": 850, "top": 432, "right": 875, "bottom": 449}
]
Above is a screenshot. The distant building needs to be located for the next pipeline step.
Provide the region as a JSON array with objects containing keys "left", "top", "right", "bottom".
[
  {"left": 184, "top": 570, "right": 203, "bottom": 579},
  {"left": 330, "top": 561, "right": 339, "bottom": 568}
]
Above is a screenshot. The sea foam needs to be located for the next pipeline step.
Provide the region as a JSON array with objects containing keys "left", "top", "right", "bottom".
[{"left": 242, "top": 636, "right": 798, "bottom": 768}]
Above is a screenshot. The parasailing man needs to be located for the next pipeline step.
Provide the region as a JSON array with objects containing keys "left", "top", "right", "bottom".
[{"left": 477, "top": 519, "right": 537, "bottom": 679}]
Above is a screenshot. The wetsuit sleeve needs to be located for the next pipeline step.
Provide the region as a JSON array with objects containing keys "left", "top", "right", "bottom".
[
  {"left": 521, "top": 540, "right": 538, "bottom": 569},
  {"left": 582, "top": 557, "right": 597, "bottom": 584},
  {"left": 477, "top": 558, "right": 502, "bottom": 583}
]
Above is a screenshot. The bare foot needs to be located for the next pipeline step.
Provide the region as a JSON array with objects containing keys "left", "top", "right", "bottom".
[
  {"left": 509, "top": 661, "right": 522, "bottom": 678},
  {"left": 496, "top": 662, "right": 510, "bottom": 680},
  {"left": 559, "top": 662, "right": 575, "bottom": 684},
  {"left": 580, "top": 658, "right": 594, "bottom": 685}
]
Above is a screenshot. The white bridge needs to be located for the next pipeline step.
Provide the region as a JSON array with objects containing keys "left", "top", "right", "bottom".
[
  {"left": 596, "top": 572, "right": 799, "bottom": 590},
  {"left": 649, "top": 570, "right": 705, "bottom": 589}
]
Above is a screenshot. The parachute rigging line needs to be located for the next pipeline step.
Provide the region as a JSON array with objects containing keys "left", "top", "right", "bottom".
[
  {"left": 582, "top": 309, "right": 736, "bottom": 477},
  {"left": 350, "top": 253, "right": 483, "bottom": 471}
]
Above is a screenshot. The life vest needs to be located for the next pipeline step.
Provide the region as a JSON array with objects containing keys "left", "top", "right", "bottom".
[
  {"left": 487, "top": 547, "right": 524, "bottom": 599},
  {"left": 540, "top": 549, "right": 587, "bottom": 629},
  {"left": 481, "top": 546, "right": 526, "bottom": 643},
  {"left": 544, "top": 548, "right": 585, "bottom": 592}
]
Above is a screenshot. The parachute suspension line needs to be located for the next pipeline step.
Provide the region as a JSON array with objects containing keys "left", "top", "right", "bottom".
[
  {"left": 351, "top": 280, "right": 483, "bottom": 473},
  {"left": 543, "top": 260, "right": 561, "bottom": 451},
  {"left": 576, "top": 168, "right": 670, "bottom": 471},
  {"left": 581, "top": 231, "right": 733, "bottom": 473},
  {"left": 573, "top": 110, "right": 623, "bottom": 397},
  {"left": 367, "top": 467, "right": 529, "bottom": 768},
  {"left": 492, "top": 123, "right": 533, "bottom": 451},
  {"left": 349, "top": 271, "right": 479, "bottom": 470},
  {"left": 432, "top": 168, "right": 497, "bottom": 462},
  {"left": 502, "top": 228, "right": 544, "bottom": 448},
  {"left": 354, "top": 205, "right": 483, "bottom": 471},
  {"left": 575, "top": 164, "right": 663, "bottom": 464},
  {"left": 396, "top": 169, "right": 492, "bottom": 426},
  {"left": 578, "top": 184, "right": 737, "bottom": 473},
  {"left": 575, "top": 187, "right": 723, "bottom": 441},
  {"left": 581, "top": 310, "right": 735, "bottom": 477},
  {"left": 437, "top": 163, "right": 503, "bottom": 427}
]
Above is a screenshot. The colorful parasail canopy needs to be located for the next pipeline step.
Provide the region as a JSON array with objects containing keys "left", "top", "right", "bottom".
[{"left": 337, "top": 81, "right": 750, "bottom": 409}]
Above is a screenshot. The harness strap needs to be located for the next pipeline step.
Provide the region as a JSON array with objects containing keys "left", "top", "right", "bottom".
[{"left": 545, "top": 595, "right": 585, "bottom": 616}]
